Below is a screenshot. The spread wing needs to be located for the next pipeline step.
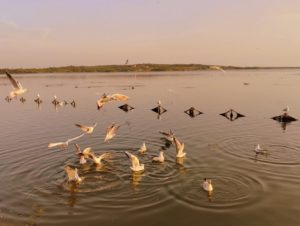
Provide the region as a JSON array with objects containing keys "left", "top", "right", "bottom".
[
  {"left": 174, "top": 137, "right": 184, "bottom": 155},
  {"left": 75, "top": 124, "right": 89, "bottom": 132},
  {"left": 64, "top": 166, "right": 77, "bottom": 181},
  {"left": 66, "top": 133, "right": 85, "bottom": 144},
  {"left": 110, "top": 93, "right": 129, "bottom": 101},
  {"left": 48, "top": 142, "right": 64, "bottom": 148},
  {"left": 6, "top": 72, "right": 21, "bottom": 89}
]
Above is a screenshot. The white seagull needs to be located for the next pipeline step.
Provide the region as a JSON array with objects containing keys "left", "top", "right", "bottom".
[
  {"left": 138, "top": 142, "right": 147, "bottom": 154},
  {"left": 152, "top": 151, "right": 165, "bottom": 163},
  {"left": 74, "top": 144, "right": 92, "bottom": 164},
  {"left": 75, "top": 123, "right": 97, "bottom": 134},
  {"left": 283, "top": 105, "right": 290, "bottom": 113},
  {"left": 173, "top": 136, "right": 186, "bottom": 158},
  {"left": 64, "top": 166, "right": 83, "bottom": 183},
  {"left": 5, "top": 71, "right": 28, "bottom": 97},
  {"left": 202, "top": 178, "right": 213, "bottom": 192},
  {"left": 124, "top": 151, "right": 144, "bottom": 172},
  {"left": 48, "top": 133, "right": 85, "bottom": 149},
  {"left": 89, "top": 152, "right": 111, "bottom": 165},
  {"left": 104, "top": 123, "right": 120, "bottom": 142}
]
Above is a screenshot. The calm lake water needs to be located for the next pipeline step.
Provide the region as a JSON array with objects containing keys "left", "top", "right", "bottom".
[{"left": 1, "top": 70, "right": 300, "bottom": 226}]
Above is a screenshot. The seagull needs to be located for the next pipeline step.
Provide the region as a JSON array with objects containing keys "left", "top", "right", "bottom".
[
  {"left": 75, "top": 123, "right": 97, "bottom": 134},
  {"left": 48, "top": 133, "right": 85, "bottom": 149},
  {"left": 283, "top": 105, "right": 289, "bottom": 113},
  {"left": 64, "top": 166, "right": 83, "bottom": 183},
  {"left": 52, "top": 95, "right": 63, "bottom": 106},
  {"left": 173, "top": 136, "right": 186, "bottom": 158},
  {"left": 110, "top": 93, "right": 129, "bottom": 101},
  {"left": 5, "top": 71, "right": 28, "bottom": 97},
  {"left": 254, "top": 144, "right": 267, "bottom": 155},
  {"left": 152, "top": 151, "right": 165, "bottom": 163},
  {"left": 202, "top": 178, "right": 213, "bottom": 192},
  {"left": 124, "top": 151, "right": 144, "bottom": 172},
  {"left": 34, "top": 94, "right": 42, "bottom": 104},
  {"left": 96, "top": 93, "right": 112, "bottom": 109},
  {"left": 104, "top": 123, "right": 120, "bottom": 142},
  {"left": 138, "top": 142, "right": 147, "bottom": 154},
  {"left": 89, "top": 152, "right": 111, "bottom": 165},
  {"left": 74, "top": 144, "right": 92, "bottom": 164},
  {"left": 159, "top": 129, "right": 175, "bottom": 142}
]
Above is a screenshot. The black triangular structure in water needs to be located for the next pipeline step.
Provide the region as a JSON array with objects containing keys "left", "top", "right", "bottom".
[
  {"left": 271, "top": 114, "right": 297, "bottom": 123},
  {"left": 184, "top": 107, "right": 203, "bottom": 118},
  {"left": 151, "top": 106, "right": 167, "bottom": 115},
  {"left": 220, "top": 109, "right": 245, "bottom": 121},
  {"left": 119, "top": 104, "right": 134, "bottom": 112}
]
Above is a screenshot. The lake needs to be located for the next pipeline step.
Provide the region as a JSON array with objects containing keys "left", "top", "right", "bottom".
[{"left": 0, "top": 69, "right": 300, "bottom": 226}]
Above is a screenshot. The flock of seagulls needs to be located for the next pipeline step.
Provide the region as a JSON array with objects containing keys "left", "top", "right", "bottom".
[{"left": 2, "top": 71, "right": 296, "bottom": 197}]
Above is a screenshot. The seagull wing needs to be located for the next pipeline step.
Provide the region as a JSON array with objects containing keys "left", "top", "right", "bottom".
[
  {"left": 67, "top": 133, "right": 85, "bottom": 143},
  {"left": 125, "top": 152, "right": 140, "bottom": 168},
  {"left": 110, "top": 93, "right": 129, "bottom": 101},
  {"left": 64, "top": 166, "right": 76, "bottom": 181},
  {"left": 6, "top": 72, "right": 21, "bottom": 89},
  {"left": 48, "top": 142, "right": 64, "bottom": 148},
  {"left": 174, "top": 137, "right": 184, "bottom": 155},
  {"left": 82, "top": 147, "right": 92, "bottom": 158},
  {"left": 75, "top": 124, "right": 89, "bottom": 133}
]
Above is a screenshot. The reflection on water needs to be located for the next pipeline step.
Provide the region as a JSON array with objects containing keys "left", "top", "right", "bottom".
[{"left": 1, "top": 70, "right": 300, "bottom": 226}]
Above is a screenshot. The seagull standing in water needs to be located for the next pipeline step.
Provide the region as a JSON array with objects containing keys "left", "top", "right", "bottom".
[
  {"left": 152, "top": 151, "right": 165, "bottom": 163},
  {"left": 64, "top": 166, "right": 83, "bottom": 183},
  {"left": 124, "top": 151, "right": 144, "bottom": 172},
  {"left": 173, "top": 136, "right": 186, "bottom": 158},
  {"left": 203, "top": 178, "right": 213, "bottom": 192},
  {"left": 75, "top": 123, "right": 97, "bottom": 134},
  {"left": 89, "top": 152, "right": 111, "bottom": 165},
  {"left": 138, "top": 142, "right": 147, "bottom": 154},
  {"left": 283, "top": 105, "right": 289, "bottom": 114},
  {"left": 48, "top": 134, "right": 85, "bottom": 149},
  {"left": 5, "top": 71, "right": 28, "bottom": 98}
]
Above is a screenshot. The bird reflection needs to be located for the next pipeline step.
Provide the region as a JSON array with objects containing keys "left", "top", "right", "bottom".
[
  {"left": 27, "top": 204, "right": 45, "bottom": 226},
  {"left": 220, "top": 109, "right": 245, "bottom": 121},
  {"left": 131, "top": 172, "right": 144, "bottom": 190}
]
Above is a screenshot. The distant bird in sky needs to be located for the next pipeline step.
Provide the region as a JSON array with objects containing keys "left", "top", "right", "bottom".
[
  {"left": 104, "top": 123, "right": 120, "bottom": 142},
  {"left": 173, "top": 136, "right": 186, "bottom": 158},
  {"left": 48, "top": 133, "right": 84, "bottom": 149},
  {"left": 64, "top": 166, "right": 83, "bottom": 183},
  {"left": 5, "top": 71, "right": 28, "bottom": 97},
  {"left": 152, "top": 151, "right": 165, "bottom": 163},
  {"left": 75, "top": 123, "right": 97, "bottom": 134},
  {"left": 124, "top": 151, "right": 144, "bottom": 172}
]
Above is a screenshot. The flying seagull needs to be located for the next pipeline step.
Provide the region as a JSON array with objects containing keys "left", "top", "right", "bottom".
[
  {"left": 64, "top": 165, "right": 83, "bottom": 183},
  {"left": 5, "top": 71, "right": 28, "bottom": 97},
  {"left": 173, "top": 136, "right": 186, "bottom": 158},
  {"left": 104, "top": 123, "right": 120, "bottom": 142},
  {"left": 48, "top": 133, "right": 85, "bottom": 149},
  {"left": 75, "top": 123, "right": 97, "bottom": 134},
  {"left": 124, "top": 151, "right": 144, "bottom": 172}
]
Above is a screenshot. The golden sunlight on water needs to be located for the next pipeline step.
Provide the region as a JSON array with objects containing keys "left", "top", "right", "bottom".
[{"left": 0, "top": 69, "right": 300, "bottom": 226}]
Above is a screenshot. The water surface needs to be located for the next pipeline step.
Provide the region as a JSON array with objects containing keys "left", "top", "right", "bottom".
[{"left": 0, "top": 70, "right": 300, "bottom": 226}]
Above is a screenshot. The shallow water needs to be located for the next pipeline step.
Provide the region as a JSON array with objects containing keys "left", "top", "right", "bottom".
[{"left": 0, "top": 70, "right": 300, "bottom": 226}]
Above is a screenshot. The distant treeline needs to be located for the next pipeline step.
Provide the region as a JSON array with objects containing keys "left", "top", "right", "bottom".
[{"left": 0, "top": 64, "right": 293, "bottom": 74}]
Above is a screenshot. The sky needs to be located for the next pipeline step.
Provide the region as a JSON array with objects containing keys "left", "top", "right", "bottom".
[{"left": 0, "top": 0, "right": 300, "bottom": 68}]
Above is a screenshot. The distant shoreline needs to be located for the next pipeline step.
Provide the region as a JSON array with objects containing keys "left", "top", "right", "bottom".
[{"left": 1, "top": 64, "right": 300, "bottom": 74}]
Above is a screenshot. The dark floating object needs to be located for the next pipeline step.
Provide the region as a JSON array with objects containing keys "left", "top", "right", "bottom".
[
  {"left": 271, "top": 114, "right": 297, "bottom": 123},
  {"left": 70, "top": 100, "right": 76, "bottom": 108},
  {"left": 20, "top": 97, "right": 26, "bottom": 103},
  {"left": 184, "top": 107, "right": 203, "bottom": 118},
  {"left": 119, "top": 104, "right": 134, "bottom": 112},
  {"left": 220, "top": 109, "right": 245, "bottom": 121},
  {"left": 151, "top": 100, "right": 167, "bottom": 115},
  {"left": 5, "top": 96, "right": 12, "bottom": 102}
]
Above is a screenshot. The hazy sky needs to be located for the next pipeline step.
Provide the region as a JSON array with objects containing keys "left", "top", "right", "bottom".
[{"left": 1, "top": 0, "right": 300, "bottom": 68}]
